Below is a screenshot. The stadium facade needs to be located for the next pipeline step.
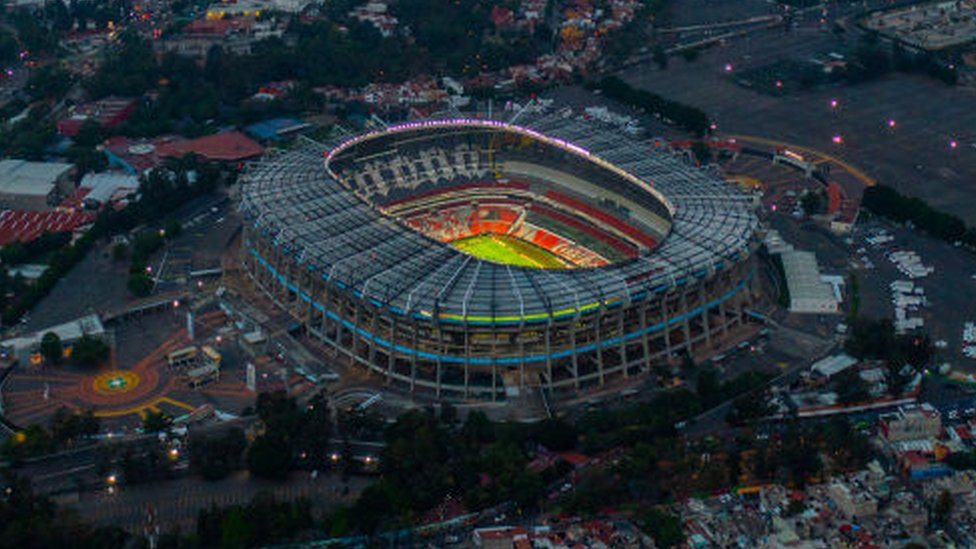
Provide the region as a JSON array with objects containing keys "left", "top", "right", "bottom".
[{"left": 240, "top": 108, "right": 761, "bottom": 400}]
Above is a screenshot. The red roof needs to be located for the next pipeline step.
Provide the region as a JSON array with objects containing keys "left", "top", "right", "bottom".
[
  {"left": 0, "top": 210, "right": 95, "bottom": 245},
  {"left": 183, "top": 18, "right": 251, "bottom": 35},
  {"left": 56, "top": 97, "right": 138, "bottom": 137},
  {"left": 557, "top": 451, "right": 590, "bottom": 467},
  {"left": 156, "top": 132, "right": 264, "bottom": 162},
  {"left": 827, "top": 182, "right": 843, "bottom": 214},
  {"left": 58, "top": 187, "right": 92, "bottom": 210}
]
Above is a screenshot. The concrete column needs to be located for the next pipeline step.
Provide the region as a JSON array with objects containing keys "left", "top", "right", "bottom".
[
  {"left": 410, "top": 322, "right": 419, "bottom": 393},
  {"left": 595, "top": 312, "right": 605, "bottom": 386},
  {"left": 545, "top": 325, "right": 553, "bottom": 392}
]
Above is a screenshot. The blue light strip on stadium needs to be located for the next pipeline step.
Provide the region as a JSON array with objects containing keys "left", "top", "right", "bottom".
[{"left": 248, "top": 248, "right": 748, "bottom": 366}]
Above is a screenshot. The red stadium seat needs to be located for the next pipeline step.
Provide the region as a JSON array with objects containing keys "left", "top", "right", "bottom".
[{"left": 544, "top": 191, "right": 657, "bottom": 249}]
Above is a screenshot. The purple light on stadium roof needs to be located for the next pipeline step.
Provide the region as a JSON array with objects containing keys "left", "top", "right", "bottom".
[
  {"left": 323, "top": 117, "right": 675, "bottom": 217},
  {"left": 325, "top": 118, "right": 592, "bottom": 164}
]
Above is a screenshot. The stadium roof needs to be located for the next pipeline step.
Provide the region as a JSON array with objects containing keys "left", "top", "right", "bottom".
[{"left": 241, "top": 110, "right": 758, "bottom": 325}]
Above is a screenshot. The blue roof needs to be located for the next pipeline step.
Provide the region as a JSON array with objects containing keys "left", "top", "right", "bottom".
[{"left": 245, "top": 118, "right": 310, "bottom": 141}]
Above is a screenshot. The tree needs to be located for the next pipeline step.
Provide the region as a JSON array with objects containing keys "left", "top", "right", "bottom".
[
  {"left": 835, "top": 368, "right": 869, "bottom": 405},
  {"left": 220, "top": 507, "right": 250, "bottom": 549},
  {"left": 934, "top": 489, "right": 953, "bottom": 525},
  {"left": 40, "top": 331, "right": 62, "bottom": 364},
  {"left": 532, "top": 418, "right": 577, "bottom": 451},
  {"left": 652, "top": 44, "right": 669, "bottom": 69},
  {"left": 296, "top": 393, "right": 333, "bottom": 469},
  {"left": 248, "top": 434, "right": 292, "bottom": 480},
  {"left": 800, "top": 191, "right": 822, "bottom": 216},
  {"left": 0, "top": 472, "right": 130, "bottom": 548},
  {"left": 190, "top": 428, "right": 247, "bottom": 480},
  {"left": 50, "top": 407, "right": 99, "bottom": 444},
  {"left": 141, "top": 410, "right": 171, "bottom": 434},
  {"left": 727, "top": 389, "right": 775, "bottom": 425},
  {"left": 127, "top": 272, "right": 153, "bottom": 297},
  {"left": 695, "top": 369, "right": 722, "bottom": 408},
  {"left": 72, "top": 334, "right": 109, "bottom": 368},
  {"left": 640, "top": 508, "right": 684, "bottom": 548},
  {"left": 112, "top": 243, "right": 128, "bottom": 262},
  {"left": 690, "top": 141, "right": 711, "bottom": 165},
  {"left": 163, "top": 219, "right": 182, "bottom": 239},
  {"left": 256, "top": 390, "right": 302, "bottom": 436},
  {"left": 73, "top": 119, "right": 106, "bottom": 148},
  {"left": 439, "top": 401, "right": 457, "bottom": 426}
]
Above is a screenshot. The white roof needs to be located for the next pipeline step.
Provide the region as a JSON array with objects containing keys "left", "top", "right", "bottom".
[
  {"left": 1, "top": 313, "right": 105, "bottom": 355},
  {"left": 781, "top": 250, "right": 838, "bottom": 313},
  {"left": 80, "top": 171, "right": 139, "bottom": 203},
  {"left": 811, "top": 353, "right": 858, "bottom": 378},
  {"left": 0, "top": 159, "right": 73, "bottom": 197}
]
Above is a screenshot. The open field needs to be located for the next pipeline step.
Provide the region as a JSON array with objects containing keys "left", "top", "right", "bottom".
[{"left": 451, "top": 234, "right": 567, "bottom": 269}]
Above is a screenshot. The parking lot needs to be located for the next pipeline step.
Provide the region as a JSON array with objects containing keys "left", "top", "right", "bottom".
[{"left": 621, "top": 25, "right": 976, "bottom": 223}]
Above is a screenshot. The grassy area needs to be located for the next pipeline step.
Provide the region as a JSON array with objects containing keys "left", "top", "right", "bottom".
[{"left": 451, "top": 234, "right": 567, "bottom": 269}]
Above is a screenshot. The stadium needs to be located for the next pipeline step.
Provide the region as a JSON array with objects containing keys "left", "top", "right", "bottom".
[{"left": 239, "top": 108, "right": 760, "bottom": 401}]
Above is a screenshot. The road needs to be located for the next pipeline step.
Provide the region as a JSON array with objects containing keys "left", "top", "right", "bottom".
[{"left": 75, "top": 470, "right": 370, "bottom": 532}]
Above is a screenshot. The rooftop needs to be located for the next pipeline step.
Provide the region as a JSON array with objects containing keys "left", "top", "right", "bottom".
[
  {"left": 0, "top": 159, "right": 73, "bottom": 197},
  {"left": 156, "top": 131, "right": 264, "bottom": 162},
  {"left": 0, "top": 210, "right": 95, "bottom": 245}
]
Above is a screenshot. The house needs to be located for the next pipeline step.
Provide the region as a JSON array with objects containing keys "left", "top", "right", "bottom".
[{"left": 56, "top": 97, "right": 138, "bottom": 137}]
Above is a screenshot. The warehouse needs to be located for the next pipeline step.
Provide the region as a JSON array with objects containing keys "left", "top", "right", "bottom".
[{"left": 0, "top": 160, "right": 74, "bottom": 211}]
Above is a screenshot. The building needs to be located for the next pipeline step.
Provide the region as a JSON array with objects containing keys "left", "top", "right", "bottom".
[
  {"left": 155, "top": 17, "right": 270, "bottom": 60},
  {"left": 103, "top": 136, "right": 173, "bottom": 174},
  {"left": 862, "top": 0, "right": 976, "bottom": 51},
  {"left": 827, "top": 480, "right": 878, "bottom": 519},
  {"left": 204, "top": 0, "right": 309, "bottom": 18},
  {"left": 0, "top": 210, "right": 94, "bottom": 245},
  {"left": 780, "top": 250, "right": 838, "bottom": 314},
  {"left": 879, "top": 403, "right": 943, "bottom": 442},
  {"left": 56, "top": 97, "right": 138, "bottom": 137},
  {"left": 156, "top": 132, "right": 264, "bottom": 164},
  {"left": 0, "top": 159, "right": 74, "bottom": 211},
  {"left": 240, "top": 110, "right": 760, "bottom": 402},
  {"left": 77, "top": 172, "right": 139, "bottom": 206},
  {"left": 810, "top": 353, "right": 858, "bottom": 381},
  {"left": 0, "top": 314, "right": 106, "bottom": 364},
  {"left": 473, "top": 527, "right": 529, "bottom": 549},
  {"left": 245, "top": 117, "right": 312, "bottom": 141}
]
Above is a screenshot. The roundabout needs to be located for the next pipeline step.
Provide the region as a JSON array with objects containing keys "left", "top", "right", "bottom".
[{"left": 92, "top": 370, "right": 141, "bottom": 396}]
